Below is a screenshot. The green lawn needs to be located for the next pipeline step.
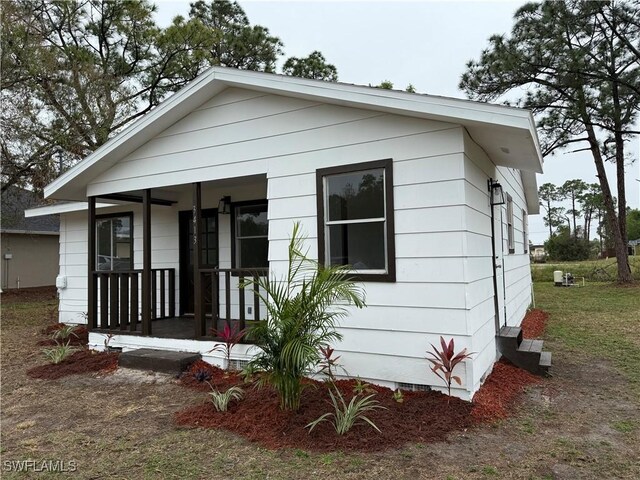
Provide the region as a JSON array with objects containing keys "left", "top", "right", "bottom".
[
  {"left": 534, "top": 281, "right": 640, "bottom": 391},
  {"left": 530, "top": 256, "right": 640, "bottom": 282}
]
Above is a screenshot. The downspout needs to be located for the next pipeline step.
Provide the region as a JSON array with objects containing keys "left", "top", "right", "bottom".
[
  {"left": 490, "top": 203, "right": 501, "bottom": 334},
  {"left": 488, "top": 179, "right": 502, "bottom": 335}
]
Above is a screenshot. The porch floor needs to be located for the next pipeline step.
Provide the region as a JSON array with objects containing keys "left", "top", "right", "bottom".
[{"left": 94, "top": 316, "right": 216, "bottom": 340}]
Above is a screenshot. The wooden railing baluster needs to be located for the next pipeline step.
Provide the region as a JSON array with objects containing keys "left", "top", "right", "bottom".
[
  {"left": 238, "top": 275, "right": 245, "bottom": 331},
  {"left": 130, "top": 273, "right": 138, "bottom": 332},
  {"left": 225, "top": 271, "right": 231, "bottom": 328},
  {"left": 151, "top": 270, "right": 157, "bottom": 320},
  {"left": 120, "top": 274, "right": 128, "bottom": 330},
  {"left": 160, "top": 269, "right": 166, "bottom": 319},
  {"left": 110, "top": 273, "right": 119, "bottom": 329},
  {"left": 100, "top": 274, "right": 108, "bottom": 329}
]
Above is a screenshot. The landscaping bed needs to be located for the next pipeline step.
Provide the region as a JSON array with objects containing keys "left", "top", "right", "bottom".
[
  {"left": 175, "top": 358, "right": 540, "bottom": 452},
  {"left": 27, "top": 350, "right": 119, "bottom": 380}
]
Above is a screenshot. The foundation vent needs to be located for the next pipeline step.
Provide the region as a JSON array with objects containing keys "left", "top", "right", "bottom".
[
  {"left": 228, "top": 359, "right": 250, "bottom": 371},
  {"left": 396, "top": 382, "right": 432, "bottom": 392}
]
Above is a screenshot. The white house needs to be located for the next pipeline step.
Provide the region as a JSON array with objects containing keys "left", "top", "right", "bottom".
[{"left": 26, "top": 67, "right": 547, "bottom": 399}]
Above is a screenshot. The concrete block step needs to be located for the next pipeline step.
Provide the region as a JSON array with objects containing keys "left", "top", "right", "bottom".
[{"left": 119, "top": 348, "right": 200, "bottom": 375}]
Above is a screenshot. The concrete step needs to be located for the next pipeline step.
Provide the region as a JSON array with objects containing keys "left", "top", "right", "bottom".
[{"left": 119, "top": 348, "right": 201, "bottom": 375}]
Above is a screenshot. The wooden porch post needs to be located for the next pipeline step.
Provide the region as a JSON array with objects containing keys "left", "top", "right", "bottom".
[
  {"left": 141, "top": 188, "right": 152, "bottom": 336},
  {"left": 87, "top": 196, "right": 97, "bottom": 330},
  {"left": 193, "top": 182, "right": 206, "bottom": 337}
]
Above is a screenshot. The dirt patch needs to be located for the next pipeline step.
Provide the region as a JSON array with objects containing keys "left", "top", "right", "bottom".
[
  {"left": 521, "top": 309, "right": 549, "bottom": 339},
  {"left": 1, "top": 286, "right": 57, "bottom": 304},
  {"left": 27, "top": 350, "right": 119, "bottom": 380}
]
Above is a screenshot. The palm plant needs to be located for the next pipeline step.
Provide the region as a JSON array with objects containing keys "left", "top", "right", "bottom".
[{"left": 244, "top": 222, "right": 366, "bottom": 411}]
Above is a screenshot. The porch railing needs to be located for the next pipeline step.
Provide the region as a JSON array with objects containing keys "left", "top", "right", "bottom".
[
  {"left": 199, "top": 268, "right": 268, "bottom": 332},
  {"left": 91, "top": 268, "right": 175, "bottom": 331}
]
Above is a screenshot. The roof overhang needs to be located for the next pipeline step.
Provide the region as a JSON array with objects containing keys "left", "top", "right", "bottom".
[{"left": 44, "top": 67, "right": 544, "bottom": 205}]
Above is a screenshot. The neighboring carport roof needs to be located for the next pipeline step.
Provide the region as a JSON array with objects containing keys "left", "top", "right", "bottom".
[{"left": 43, "top": 67, "right": 543, "bottom": 212}]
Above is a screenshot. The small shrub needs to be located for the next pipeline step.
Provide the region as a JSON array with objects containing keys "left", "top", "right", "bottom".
[
  {"left": 208, "top": 385, "right": 244, "bottom": 412},
  {"left": 209, "top": 323, "right": 247, "bottom": 371},
  {"left": 43, "top": 342, "right": 75, "bottom": 364},
  {"left": 318, "top": 345, "right": 343, "bottom": 383},
  {"left": 306, "top": 386, "right": 385, "bottom": 435},
  {"left": 426, "top": 336, "right": 473, "bottom": 404},
  {"left": 193, "top": 367, "right": 212, "bottom": 383},
  {"left": 352, "top": 378, "right": 374, "bottom": 395},
  {"left": 392, "top": 389, "right": 404, "bottom": 403},
  {"left": 52, "top": 325, "right": 78, "bottom": 341}
]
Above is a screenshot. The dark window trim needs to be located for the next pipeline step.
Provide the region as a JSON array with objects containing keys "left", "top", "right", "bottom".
[
  {"left": 231, "top": 199, "right": 269, "bottom": 272},
  {"left": 316, "top": 158, "right": 396, "bottom": 283},
  {"left": 95, "top": 211, "right": 134, "bottom": 270}
]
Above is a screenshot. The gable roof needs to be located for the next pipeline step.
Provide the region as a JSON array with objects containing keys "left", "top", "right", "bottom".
[
  {"left": 44, "top": 67, "right": 543, "bottom": 211},
  {"left": 1, "top": 185, "right": 59, "bottom": 234}
]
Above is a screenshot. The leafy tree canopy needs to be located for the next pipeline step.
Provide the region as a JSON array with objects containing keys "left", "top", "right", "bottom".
[
  {"left": 0, "top": 0, "right": 337, "bottom": 192},
  {"left": 282, "top": 50, "right": 338, "bottom": 81}
]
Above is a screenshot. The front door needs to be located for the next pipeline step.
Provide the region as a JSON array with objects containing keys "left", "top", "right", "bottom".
[{"left": 179, "top": 209, "right": 218, "bottom": 315}]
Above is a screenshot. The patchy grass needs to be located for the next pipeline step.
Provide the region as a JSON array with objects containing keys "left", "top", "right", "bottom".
[
  {"left": 2, "top": 287, "right": 640, "bottom": 479},
  {"left": 534, "top": 282, "right": 640, "bottom": 391},
  {"left": 530, "top": 256, "right": 640, "bottom": 282}
]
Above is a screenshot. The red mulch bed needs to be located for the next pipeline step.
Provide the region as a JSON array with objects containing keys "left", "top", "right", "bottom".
[
  {"left": 470, "top": 360, "right": 542, "bottom": 423},
  {"left": 520, "top": 309, "right": 549, "bottom": 339},
  {"left": 37, "top": 325, "right": 89, "bottom": 347},
  {"left": 179, "top": 360, "right": 244, "bottom": 391},
  {"left": 175, "top": 357, "right": 542, "bottom": 452},
  {"left": 27, "top": 350, "right": 119, "bottom": 380}
]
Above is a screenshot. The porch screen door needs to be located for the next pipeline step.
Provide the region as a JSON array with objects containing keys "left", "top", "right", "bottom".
[{"left": 179, "top": 209, "right": 218, "bottom": 315}]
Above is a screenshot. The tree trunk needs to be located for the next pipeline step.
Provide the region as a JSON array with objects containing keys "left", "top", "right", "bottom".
[{"left": 584, "top": 122, "right": 632, "bottom": 282}]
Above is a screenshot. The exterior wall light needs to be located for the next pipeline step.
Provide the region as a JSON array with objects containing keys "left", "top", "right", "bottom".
[
  {"left": 218, "top": 196, "right": 232, "bottom": 214},
  {"left": 488, "top": 179, "right": 505, "bottom": 206}
]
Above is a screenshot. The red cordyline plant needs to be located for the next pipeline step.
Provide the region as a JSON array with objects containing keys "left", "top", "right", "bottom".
[
  {"left": 209, "top": 323, "right": 247, "bottom": 371},
  {"left": 318, "top": 345, "right": 341, "bottom": 383},
  {"left": 426, "top": 336, "right": 474, "bottom": 404}
]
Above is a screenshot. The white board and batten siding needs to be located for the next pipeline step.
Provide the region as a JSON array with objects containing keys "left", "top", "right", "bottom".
[{"left": 58, "top": 87, "right": 534, "bottom": 400}]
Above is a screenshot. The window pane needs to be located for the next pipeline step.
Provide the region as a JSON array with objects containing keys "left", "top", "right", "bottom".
[
  {"left": 237, "top": 204, "right": 268, "bottom": 237},
  {"left": 327, "top": 169, "right": 384, "bottom": 221},
  {"left": 95, "top": 215, "right": 131, "bottom": 271},
  {"left": 238, "top": 238, "right": 268, "bottom": 268},
  {"left": 328, "top": 222, "right": 385, "bottom": 270}
]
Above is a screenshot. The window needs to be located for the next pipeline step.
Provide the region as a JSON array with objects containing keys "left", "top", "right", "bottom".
[
  {"left": 233, "top": 202, "right": 268, "bottom": 269},
  {"left": 506, "top": 194, "right": 514, "bottom": 254},
  {"left": 96, "top": 213, "right": 133, "bottom": 271},
  {"left": 316, "top": 159, "right": 396, "bottom": 282},
  {"left": 522, "top": 209, "right": 528, "bottom": 254}
]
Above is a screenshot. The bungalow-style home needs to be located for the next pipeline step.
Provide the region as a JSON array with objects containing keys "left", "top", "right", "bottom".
[
  {"left": 26, "top": 67, "right": 547, "bottom": 399},
  {"left": 1, "top": 185, "right": 60, "bottom": 289}
]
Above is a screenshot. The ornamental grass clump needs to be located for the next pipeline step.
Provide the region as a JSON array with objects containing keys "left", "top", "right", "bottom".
[
  {"left": 52, "top": 324, "right": 79, "bottom": 341},
  {"left": 43, "top": 341, "right": 75, "bottom": 364},
  {"left": 244, "top": 222, "right": 366, "bottom": 411},
  {"left": 208, "top": 385, "right": 244, "bottom": 412},
  {"left": 306, "top": 386, "right": 385, "bottom": 435}
]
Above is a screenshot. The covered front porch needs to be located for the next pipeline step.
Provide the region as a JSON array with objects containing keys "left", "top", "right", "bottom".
[{"left": 86, "top": 176, "right": 269, "bottom": 342}]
